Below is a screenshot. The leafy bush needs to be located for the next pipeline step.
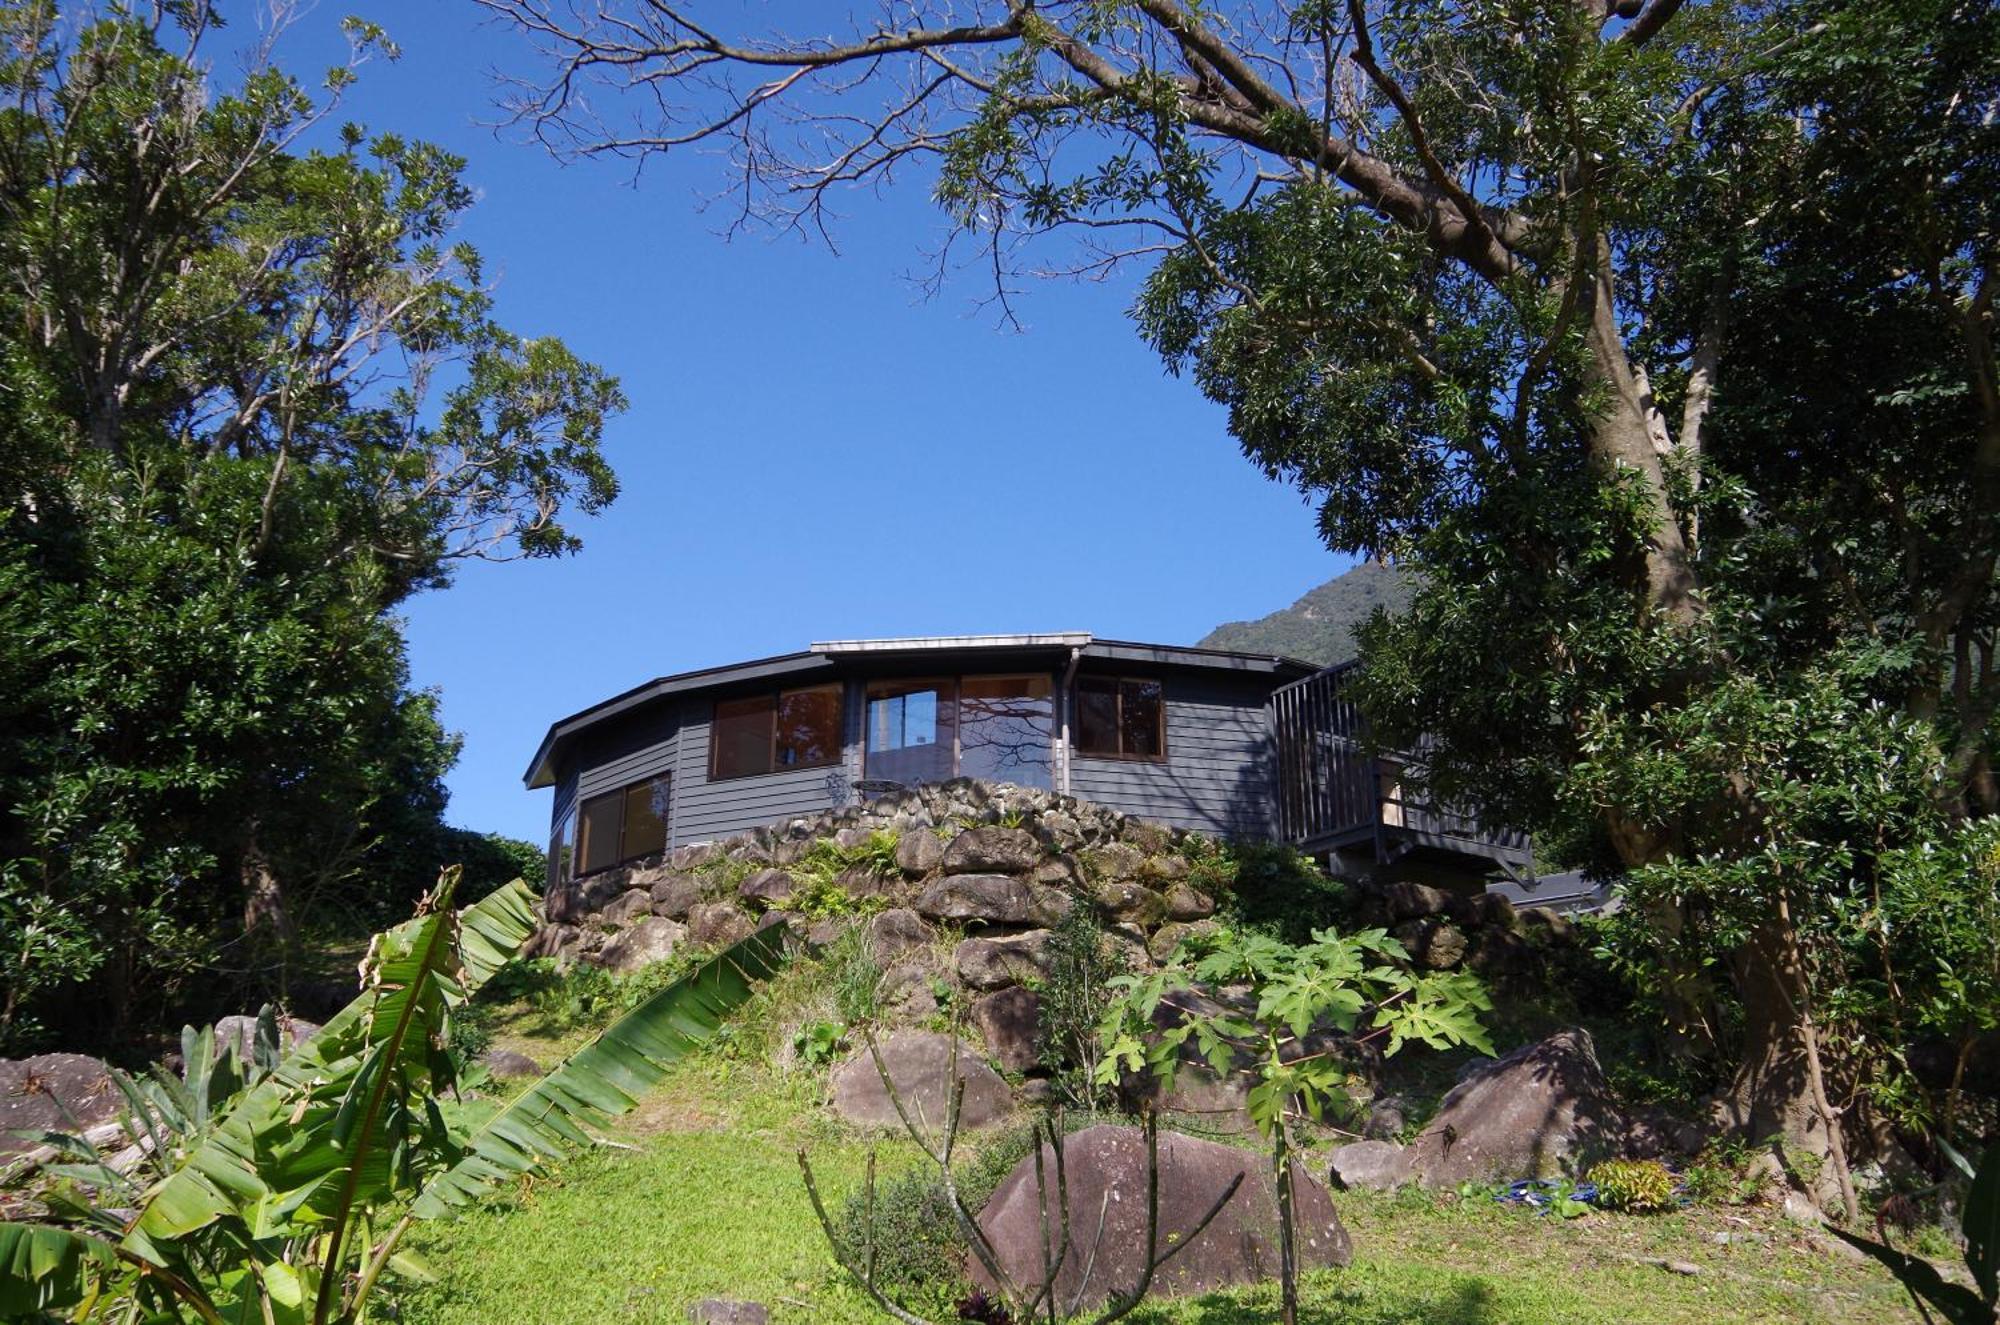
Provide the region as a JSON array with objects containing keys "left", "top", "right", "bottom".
[
  {"left": 1035, "top": 906, "right": 1128, "bottom": 1109},
  {"left": 792, "top": 1019, "right": 847, "bottom": 1067},
  {"left": 789, "top": 832, "right": 900, "bottom": 919},
  {"left": 1679, "top": 1135, "right": 1766, "bottom": 1206},
  {"left": 1588, "top": 1158, "right": 1678, "bottom": 1213},
  {"left": 1180, "top": 836, "right": 1347, "bottom": 942}
]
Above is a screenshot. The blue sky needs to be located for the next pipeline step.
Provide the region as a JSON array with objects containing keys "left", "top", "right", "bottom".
[{"left": 283, "top": 4, "right": 1350, "bottom": 843}]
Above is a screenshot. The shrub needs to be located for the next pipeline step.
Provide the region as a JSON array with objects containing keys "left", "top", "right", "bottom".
[
  {"left": 1182, "top": 837, "right": 1347, "bottom": 942},
  {"left": 793, "top": 1019, "right": 847, "bottom": 1067},
  {"left": 1588, "top": 1157, "right": 1678, "bottom": 1212},
  {"left": 790, "top": 832, "right": 900, "bottom": 919},
  {"left": 1034, "top": 906, "right": 1128, "bottom": 1109}
]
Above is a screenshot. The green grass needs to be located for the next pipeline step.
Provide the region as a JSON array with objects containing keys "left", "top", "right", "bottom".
[{"left": 392, "top": 972, "right": 1933, "bottom": 1325}]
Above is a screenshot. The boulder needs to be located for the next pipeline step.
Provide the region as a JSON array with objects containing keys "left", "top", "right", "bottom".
[
  {"left": 1032, "top": 855, "right": 1082, "bottom": 889},
  {"left": 0, "top": 1053, "right": 117, "bottom": 1158},
  {"left": 213, "top": 1013, "right": 320, "bottom": 1061},
  {"left": 954, "top": 930, "right": 1053, "bottom": 991},
  {"left": 1393, "top": 918, "right": 1468, "bottom": 970},
  {"left": 545, "top": 869, "right": 629, "bottom": 923},
  {"left": 687, "top": 902, "right": 755, "bottom": 950},
  {"left": 1036, "top": 811, "right": 1084, "bottom": 850},
  {"left": 806, "top": 917, "right": 848, "bottom": 948},
  {"left": 1467, "top": 928, "right": 1538, "bottom": 981},
  {"left": 670, "top": 842, "right": 720, "bottom": 871},
  {"left": 482, "top": 1048, "right": 544, "bottom": 1081},
  {"left": 895, "top": 830, "right": 945, "bottom": 876},
  {"left": 1124, "top": 821, "right": 1174, "bottom": 854},
  {"left": 915, "top": 873, "right": 1041, "bottom": 926},
  {"left": 647, "top": 873, "right": 705, "bottom": 919},
  {"left": 1404, "top": 1028, "right": 1634, "bottom": 1186},
  {"left": 969, "top": 986, "right": 1042, "bottom": 1073},
  {"left": 973, "top": 1124, "right": 1350, "bottom": 1308},
  {"left": 1163, "top": 882, "right": 1215, "bottom": 921},
  {"left": 687, "top": 1300, "right": 768, "bottom": 1325},
  {"left": 522, "top": 923, "right": 582, "bottom": 961},
  {"left": 596, "top": 916, "right": 687, "bottom": 973},
  {"left": 1382, "top": 880, "right": 1455, "bottom": 922},
  {"left": 836, "top": 865, "right": 898, "bottom": 902},
  {"left": 1147, "top": 920, "right": 1217, "bottom": 964},
  {"left": 880, "top": 962, "right": 941, "bottom": 1019},
  {"left": 828, "top": 1031, "right": 1012, "bottom": 1133},
  {"left": 1081, "top": 842, "right": 1146, "bottom": 883},
  {"left": 866, "top": 908, "right": 933, "bottom": 960},
  {"left": 738, "top": 869, "right": 796, "bottom": 909},
  {"left": 598, "top": 887, "right": 654, "bottom": 927},
  {"left": 1143, "top": 853, "right": 1194, "bottom": 883},
  {"left": 1328, "top": 1140, "right": 1414, "bottom": 1191},
  {"left": 942, "top": 826, "right": 1040, "bottom": 875},
  {"left": 1095, "top": 881, "right": 1168, "bottom": 928}
]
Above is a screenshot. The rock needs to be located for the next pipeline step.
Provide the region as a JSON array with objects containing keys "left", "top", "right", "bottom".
[
  {"left": 895, "top": 831, "right": 945, "bottom": 876},
  {"left": 1144, "top": 853, "right": 1194, "bottom": 883},
  {"left": 1404, "top": 1028, "right": 1633, "bottom": 1187},
  {"left": 687, "top": 1299, "right": 769, "bottom": 1325},
  {"left": 828, "top": 1031, "right": 1013, "bottom": 1133},
  {"left": 954, "top": 930, "right": 1054, "bottom": 990},
  {"left": 482, "top": 1048, "right": 543, "bottom": 1081},
  {"left": 1467, "top": 928, "right": 1537, "bottom": 981},
  {"left": 836, "top": 865, "right": 897, "bottom": 902},
  {"left": 970, "top": 987, "right": 1042, "bottom": 1073},
  {"left": 596, "top": 916, "right": 688, "bottom": 973},
  {"left": 647, "top": 873, "right": 705, "bottom": 919},
  {"left": 943, "top": 826, "right": 1040, "bottom": 875},
  {"left": 1469, "top": 891, "right": 1521, "bottom": 931},
  {"left": 1095, "top": 881, "right": 1168, "bottom": 928},
  {"left": 738, "top": 868, "right": 796, "bottom": 909},
  {"left": 522, "top": 923, "right": 581, "bottom": 961},
  {"left": 1032, "top": 856, "right": 1081, "bottom": 889},
  {"left": 1393, "top": 919, "right": 1468, "bottom": 970},
  {"left": 1382, "top": 880, "right": 1455, "bottom": 921},
  {"left": 915, "top": 873, "right": 1042, "bottom": 926},
  {"left": 1030, "top": 885, "right": 1076, "bottom": 927},
  {"left": 973, "top": 1124, "right": 1350, "bottom": 1308},
  {"left": 880, "top": 962, "right": 940, "bottom": 1018},
  {"left": 1364, "top": 1095, "right": 1408, "bottom": 1141},
  {"left": 1147, "top": 920, "right": 1217, "bottom": 964},
  {"left": 806, "top": 918, "right": 847, "bottom": 948},
  {"left": 598, "top": 887, "right": 654, "bottom": 927},
  {"left": 1163, "top": 882, "right": 1215, "bottom": 921},
  {"left": 687, "top": 902, "right": 755, "bottom": 949},
  {"left": 0, "top": 1054, "right": 117, "bottom": 1158},
  {"left": 1036, "top": 811, "right": 1083, "bottom": 850},
  {"left": 1125, "top": 822, "right": 1173, "bottom": 855},
  {"left": 865, "top": 908, "right": 933, "bottom": 960},
  {"left": 670, "top": 842, "right": 720, "bottom": 871},
  {"left": 1328, "top": 1140, "right": 1414, "bottom": 1191},
  {"left": 834, "top": 827, "right": 874, "bottom": 850},
  {"left": 212, "top": 1013, "right": 320, "bottom": 1060},
  {"left": 1081, "top": 842, "right": 1146, "bottom": 883}
]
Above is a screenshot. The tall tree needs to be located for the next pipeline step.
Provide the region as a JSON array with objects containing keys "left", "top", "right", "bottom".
[
  {"left": 0, "top": 2, "right": 625, "bottom": 1047},
  {"left": 484, "top": 0, "right": 1997, "bottom": 1206}
]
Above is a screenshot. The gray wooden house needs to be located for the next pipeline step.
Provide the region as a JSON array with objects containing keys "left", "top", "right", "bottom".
[{"left": 523, "top": 633, "right": 1530, "bottom": 889}]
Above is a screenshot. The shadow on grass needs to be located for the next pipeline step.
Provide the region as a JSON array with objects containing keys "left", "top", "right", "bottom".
[{"left": 1138, "top": 1275, "right": 1503, "bottom": 1325}]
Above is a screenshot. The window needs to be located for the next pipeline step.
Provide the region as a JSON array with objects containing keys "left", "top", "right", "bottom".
[
  {"left": 550, "top": 806, "right": 577, "bottom": 886},
  {"left": 959, "top": 675, "right": 1054, "bottom": 789},
  {"left": 710, "top": 684, "right": 843, "bottom": 779},
  {"left": 573, "top": 774, "right": 671, "bottom": 875},
  {"left": 865, "top": 679, "right": 956, "bottom": 785},
  {"left": 1073, "top": 676, "right": 1167, "bottom": 760}
]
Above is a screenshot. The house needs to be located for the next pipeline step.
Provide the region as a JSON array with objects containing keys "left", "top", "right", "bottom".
[{"left": 522, "top": 633, "right": 1531, "bottom": 891}]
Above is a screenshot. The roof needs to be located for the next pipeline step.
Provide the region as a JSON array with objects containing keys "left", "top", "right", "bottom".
[{"left": 522, "top": 634, "right": 1318, "bottom": 789}]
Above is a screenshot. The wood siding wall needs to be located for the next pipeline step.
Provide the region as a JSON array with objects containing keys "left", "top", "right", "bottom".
[
  {"left": 1068, "top": 672, "right": 1278, "bottom": 838},
  {"left": 667, "top": 693, "right": 845, "bottom": 844}
]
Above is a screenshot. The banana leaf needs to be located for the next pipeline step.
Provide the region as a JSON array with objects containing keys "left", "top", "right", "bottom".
[
  {"left": 408, "top": 924, "right": 794, "bottom": 1220},
  {"left": 1967, "top": 1139, "right": 1999, "bottom": 1305},
  {"left": 122, "top": 876, "right": 541, "bottom": 1258},
  {"left": 0, "top": 1221, "right": 122, "bottom": 1315}
]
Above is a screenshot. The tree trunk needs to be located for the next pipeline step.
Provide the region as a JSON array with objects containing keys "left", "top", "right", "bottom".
[
  {"left": 1713, "top": 909, "right": 1859, "bottom": 1220},
  {"left": 241, "top": 835, "right": 293, "bottom": 996}
]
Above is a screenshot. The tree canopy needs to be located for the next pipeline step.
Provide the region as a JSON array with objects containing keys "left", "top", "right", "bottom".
[{"left": 0, "top": 2, "right": 623, "bottom": 1048}]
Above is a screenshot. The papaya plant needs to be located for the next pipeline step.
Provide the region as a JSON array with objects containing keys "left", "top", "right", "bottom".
[{"left": 1093, "top": 925, "right": 1493, "bottom": 1325}]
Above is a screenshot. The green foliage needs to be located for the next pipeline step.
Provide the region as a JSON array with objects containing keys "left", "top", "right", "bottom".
[
  {"left": 1178, "top": 836, "right": 1347, "bottom": 944},
  {"left": 0, "top": 4, "right": 622, "bottom": 1048},
  {"left": 790, "top": 832, "right": 899, "bottom": 921},
  {"left": 1587, "top": 1159, "right": 1677, "bottom": 1214},
  {"left": 1833, "top": 1139, "right": 2000, "bottom": 1324},
  {"left": 1034, "top": 905, "right": 1129, "bottom": 1110},
  {"left": 793, "top": 1019, "right": 848, "bottom": 1068}
]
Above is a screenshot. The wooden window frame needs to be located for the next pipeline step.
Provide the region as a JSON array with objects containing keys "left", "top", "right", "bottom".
[
  {"left": 1072, "top": 674, "right": 1170, "bottom": 763},
  {"left": 573, "top": 774, "right": 672, "bottom": 877},
  {"left": 707, "top": 683, "right": 844, "bottom": 781}
]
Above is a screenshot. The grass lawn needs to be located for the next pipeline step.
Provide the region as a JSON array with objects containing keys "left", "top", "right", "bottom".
[{"left": 395, "top": 1004, "right": 1930, "bottom": 1325}]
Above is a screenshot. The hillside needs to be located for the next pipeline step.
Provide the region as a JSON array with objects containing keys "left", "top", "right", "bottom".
[{"left": 1198, "top": 560, "right": 1414, "bottom": 666}]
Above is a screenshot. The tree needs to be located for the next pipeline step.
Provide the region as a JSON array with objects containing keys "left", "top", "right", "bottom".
[
  {"left": 0, "top": 2, "right": 625, "bottom": 1048},
  {"left": 482, "top": 0, "right": 1997, "bottom": 1207}
]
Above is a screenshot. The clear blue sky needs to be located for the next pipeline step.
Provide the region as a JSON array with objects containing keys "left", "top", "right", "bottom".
[{"left": 283, "top": 4, "right": 1350, "bottom": 844}]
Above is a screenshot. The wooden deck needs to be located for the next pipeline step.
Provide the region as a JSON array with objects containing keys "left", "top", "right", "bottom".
[{"left": 1271, "top": 663, "right": 1532, "bottom": 874}]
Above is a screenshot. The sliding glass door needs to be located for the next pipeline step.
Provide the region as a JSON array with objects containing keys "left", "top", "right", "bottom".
[{"left": 864, "top": 679, "right": 957, "bottom": 785}]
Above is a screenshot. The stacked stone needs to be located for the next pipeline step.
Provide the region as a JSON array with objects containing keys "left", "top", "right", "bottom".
[{"left": 1341, "top": 878, "right": 1574, "bottom": 983}]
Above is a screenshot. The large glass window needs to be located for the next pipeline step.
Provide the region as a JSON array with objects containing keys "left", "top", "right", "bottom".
[
  {"left": 865, "top": 679, "right": 956, "bottom": 785},
  {"left": 574, "top": 774, "right": 672, "bottom": 875},
  {"left": 710, "top": 684, "right": 843, "bottom": 779},
  {"left": 959, "top": 675, "right": 1054, "bottom": 789},
  {"left": 550, "top": 806, "right": 577, "bottom": 886},
  {"left": 1073, "top": 676, "right": 1167, "bottom": 761}
]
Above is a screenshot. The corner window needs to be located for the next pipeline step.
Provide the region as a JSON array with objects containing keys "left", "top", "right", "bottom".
[
  {"left": 550, "top": 806, "right": 577, "bottom": 886},
  {"left": 1074, "top": 676, "right": 1166, "bottom": 761},
  {"left": 710, "top": 683, "right": 843, "bottom": 779},
  {"left": 573, "top": 774, "right": 671, "bottom": 875}
]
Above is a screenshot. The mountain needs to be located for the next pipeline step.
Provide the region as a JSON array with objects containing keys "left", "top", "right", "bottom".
[{"left": 1198, "top": 560, "right": 1414, "bottom": 666}]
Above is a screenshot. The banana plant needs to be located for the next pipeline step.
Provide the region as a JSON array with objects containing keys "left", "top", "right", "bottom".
[
  {"left": 0, "top": 871, "right": 794, "bottom": 1323},
  {"left": 1833, "top": 1138, "right": 2000, "bottom": 1325}
]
